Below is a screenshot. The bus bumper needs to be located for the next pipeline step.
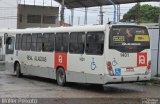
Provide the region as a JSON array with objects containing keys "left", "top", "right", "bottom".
[{"left": 104, "top": 74, "right": 151, "bottom": 84}]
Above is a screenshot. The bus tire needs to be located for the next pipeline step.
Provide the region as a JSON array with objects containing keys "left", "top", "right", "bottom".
[
  {"left": 56, "top": 67, "right": 66, "bottom": 86},
  {"left": 15, "top": 63, "right": 22, "bottom": 78}
]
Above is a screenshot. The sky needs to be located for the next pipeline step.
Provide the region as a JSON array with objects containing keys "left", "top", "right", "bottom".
[
  {"left": 0, "top": 0, "right": 18, "bottom": 28},
  {"left": 0, "top": 0, "right": 159, "bottom": 28}
]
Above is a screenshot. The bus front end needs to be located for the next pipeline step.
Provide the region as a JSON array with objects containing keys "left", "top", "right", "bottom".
[{"left": 105, "top": 25, "right": 151, "bottom": 84}]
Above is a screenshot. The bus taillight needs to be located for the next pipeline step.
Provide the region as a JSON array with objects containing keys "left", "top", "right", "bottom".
[
  {"left": 145, "top": 60, "right": 151, "bottom": 75},
  {"left": 107, "top": 61, "right": 114, "bottom": 76}
]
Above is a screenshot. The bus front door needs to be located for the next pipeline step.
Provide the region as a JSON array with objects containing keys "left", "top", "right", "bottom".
[{"left": 5, "top": 36, "right": 15, "bottom": 72}]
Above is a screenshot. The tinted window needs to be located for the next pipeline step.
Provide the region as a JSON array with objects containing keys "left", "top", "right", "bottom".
[
  {"left": 21, "top": 34, "right": 27, "bottom": 50},
  {"left": 21, "top": 34, "right": 31, "bottom": 51},
  {"left": 31, "top": 34, "right": 37, "bottom": 51},
  {"left": 43, "top": 33, "right": 55, "bottom": 52},
  {"left": 43, "top": 16, "right": 57, "bottom": 24},
  {"left": 27, "top": 15, "right": 41, "bottom": 23},
  {"left": 69, "top": 32, "right": 85, "bottom": 54},
  {"left": 86, "top": 32, "right": 104, "bottom": 55},
  {"left": 36, "top": 34, "right": 43, "bottom": 51},
  {"left": 55, "top": 33, "right": 69, "bottom": 52},
  {"left": 15, "top": 34, "right": 21, "bottom": 50},
  {"left": 109, "top": 26, "right": 150, "bottom": 53},
  {"left": 26, "top": 34, "right": 31, "bottom": 51}
]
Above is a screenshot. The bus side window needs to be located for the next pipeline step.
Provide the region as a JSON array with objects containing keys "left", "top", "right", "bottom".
[
  {"left": 43, "top": 33, "right": 55, "bottom": 52},
  {"left": 21, "top": 34, "right": 31, "bottom": 51},
  {"left": 36, "top": 33, "right": 43, "bottom": 51},
  {"left": 48, "top": 33, "right": 55, "bottom": 52},
  {"left": 55, "top": 33, "right": 69, "bottom": 52},
  {"left": 15, "top": 34, "right": 21, "bottom": 50},
  {"left": 21, "top": 34, "right": 27, "bottom": 51},
  {"left": 69, "top": 32, "right": 85, "bottom": 54},
  {"left": 6, "top": 37, "right": 14, "bottom": 54},
  {"left": 31, "top": 34, "right": 37, "bottom": 51},
  {"left": 85, "top": 32, "right": 104, "bottom": 55},
  {"left": 26, "top": 34, "right": 31, "bottom": 51}
]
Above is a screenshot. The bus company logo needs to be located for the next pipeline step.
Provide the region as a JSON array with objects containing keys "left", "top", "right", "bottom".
[
  {"left": 55, "top": 53, "right": 67, "bottom": 70},
  {"left": 137, "top": 52, "right": 147, "bottom": 67}
]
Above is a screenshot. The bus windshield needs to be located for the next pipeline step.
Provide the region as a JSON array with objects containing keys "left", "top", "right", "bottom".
[{"left": 109, "top": 25, "right": 150, "bottom": 53}]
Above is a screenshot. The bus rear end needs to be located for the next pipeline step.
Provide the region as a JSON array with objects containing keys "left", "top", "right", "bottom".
[{"left": 105, "top": 25, "right": 151, "bottom": 83}]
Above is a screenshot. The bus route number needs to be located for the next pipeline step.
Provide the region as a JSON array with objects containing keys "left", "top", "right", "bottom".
[{"left": 120, "top": 53, "right": 129, "bottom": 58}]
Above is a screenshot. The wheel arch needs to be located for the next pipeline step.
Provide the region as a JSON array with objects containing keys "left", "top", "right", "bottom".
[
  {"left": 14, "top": 60, "right": 20, "bottom": 72},
  {"left": 56, "top": 66, "right": 65, "bottom": 72}
]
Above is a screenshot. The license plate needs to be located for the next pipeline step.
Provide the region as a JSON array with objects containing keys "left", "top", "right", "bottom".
[{"left": 126, "top": 67, "right": 134, "bottom": 72}]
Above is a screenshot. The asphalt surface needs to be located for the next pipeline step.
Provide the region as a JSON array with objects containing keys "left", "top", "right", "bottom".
[{"left": 0, "top": 65, "right": 160, "bottom": 104}]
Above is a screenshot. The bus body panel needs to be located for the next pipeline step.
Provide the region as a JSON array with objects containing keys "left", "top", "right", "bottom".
[
  {"left": 18, "top": 51, "right": 56, "bottom": 79},
  {"left": 68, "top": 54, "right": 105, "bottom": 84}
]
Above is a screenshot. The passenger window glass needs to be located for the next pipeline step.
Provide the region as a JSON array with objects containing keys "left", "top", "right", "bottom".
[
  {"left": 55, "top": 33, "right": 69, "bottom": 52},
  {"left": 36, "top": 34, "right": 42, "bottom": 51},
  {"left": 31, "top": 34, "right": 37, "bottom": 51},
  {"left": 86, "top": 32, "right": 104, "bottom": 55},
  {"left": 26, "top": 34, "right": 31, "bottom": 51},
  {"left": 21, "top": 34, "right": 27, "bottom": 50},
  {"left": 43, "top": 33, "right": 54, "bottom": 52},
  {"left": 15, "top": 34, "right": 21, "bottom": 50},
  {"left": 69, "top": 32, "right": 85, "bottom": 54},
  {"left": 6, "top": 37, "right": 14, "bottom": 54}
]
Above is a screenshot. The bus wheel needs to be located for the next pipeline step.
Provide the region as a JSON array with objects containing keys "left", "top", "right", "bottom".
[
  {"left": 56, "top": 67, "right": 66, "bottom": 86},
  {"left": 15, "top": 63, "right": 22, "bottom": 78}
]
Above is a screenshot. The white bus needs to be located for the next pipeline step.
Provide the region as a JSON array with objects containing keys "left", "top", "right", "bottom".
[{"left": 4, "top": 24, "right": 151, "bottom": 86}]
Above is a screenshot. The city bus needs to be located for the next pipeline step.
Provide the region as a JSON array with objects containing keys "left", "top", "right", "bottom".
[{"left": 4, "top": 24, "right": 151, "bottom": 86}]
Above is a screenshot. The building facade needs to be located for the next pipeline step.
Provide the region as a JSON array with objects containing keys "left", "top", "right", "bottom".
[{"left": 17, "top": 4, "right": 59, "bottom": 29}]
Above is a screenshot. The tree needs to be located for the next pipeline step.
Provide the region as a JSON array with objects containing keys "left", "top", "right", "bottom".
[{"left": 121, "top": 4, "right": 160, "bottom": 23}]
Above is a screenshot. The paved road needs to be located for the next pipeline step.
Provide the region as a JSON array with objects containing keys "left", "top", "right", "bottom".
[{"left": 0, "top": 65, "right": 160, "bottom": 104}]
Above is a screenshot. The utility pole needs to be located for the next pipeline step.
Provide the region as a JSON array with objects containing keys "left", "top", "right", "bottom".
[
  {"left": 60, "top": 0, "right": 65, "bottom": 26},
  {"left": 71, "top": 9, "right": 74, "bottom": 25},
  {"left": 43, "top": 0, "right": 44, "bottom": 7},
  {"left": 84, "top": 7, "right": 88, "bottom": 25},
  {"left": 100, "top": 6, "right": 103, "bottom": 25},
  {"left": 51, "top": 0, "right": 52, "bottom": 7},
  {"left": 117, "top": 4, "right": 120, "bottom": 22},
  {"left": 157, "top": 14, "right": 160, "bottom": 77},
  {"left": 34, "top": 0, "right": 35, "bottom": 6},
  {"left": 69, "top": 15, "right": 71, "bottom": 25},
  {"left": 78, "top": 16, "right": 80, "bottom": 25}
]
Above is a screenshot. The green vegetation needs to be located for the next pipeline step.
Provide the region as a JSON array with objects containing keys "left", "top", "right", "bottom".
[{"left": 121, "top": 4, "right": 160, "bottom": 23}]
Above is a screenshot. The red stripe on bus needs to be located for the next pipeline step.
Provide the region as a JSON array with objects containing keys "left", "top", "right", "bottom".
[{"left": 54, "top": 53, "right": 67, "bottom": 70}]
